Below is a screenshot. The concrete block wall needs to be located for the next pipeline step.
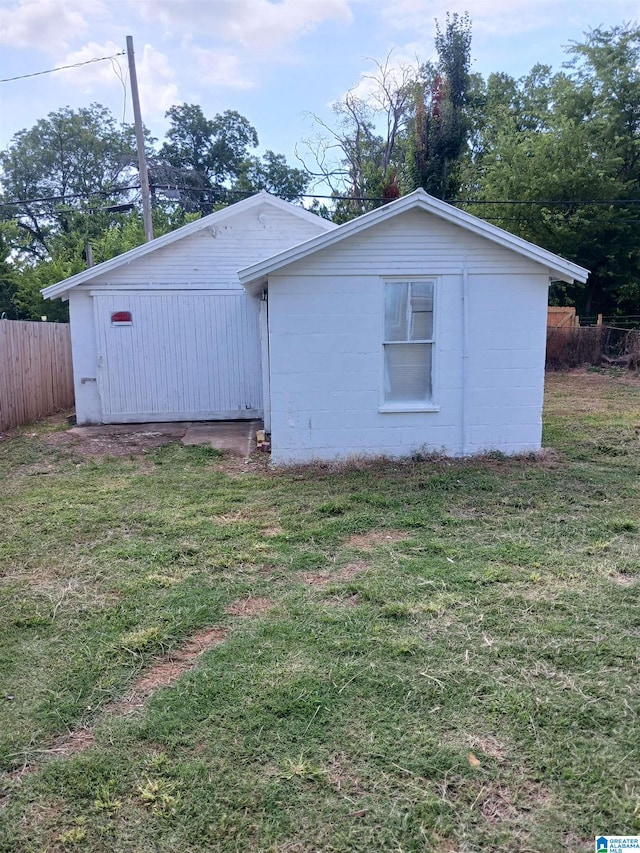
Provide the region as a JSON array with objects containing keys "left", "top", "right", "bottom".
[{"left": 266, "top": 212, "right": 550, "bottom": 463}]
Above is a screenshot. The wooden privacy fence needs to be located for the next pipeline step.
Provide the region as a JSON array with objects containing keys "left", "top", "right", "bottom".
[{"left": 0, "top": 321, "right": 74, "bottom": 431}]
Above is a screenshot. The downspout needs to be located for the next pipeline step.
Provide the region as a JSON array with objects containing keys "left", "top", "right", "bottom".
[
  {"left": 461, "top": 250, "right": 482, "bottom": 455},
  {"left": 259, "top": 288, "right": 271, "bottom": 435},
  {"left": 461, "top": 262, "right": 470, "bottom": 457}
]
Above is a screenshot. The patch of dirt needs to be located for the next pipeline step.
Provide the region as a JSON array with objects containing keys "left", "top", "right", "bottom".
[
  {"left": 527, "top": 448, "right": 562, "bottom": 468},
  {"left": 609, "top": 571, "right": 638, "bottom": 587},
  {"left": 42, "top": 427, "right": 181, "bottom": 459},
  {"left": 325, "top": 752, "right": 363, "bottom": 793},
  {"left": 54, "top": 728, "right": 96, "bottom": 756},
  {"left": 324, "top": 593, "right": 361, "bottom": 607},
  {"left": 477, "top": 781, "right": 550, "bottom": 826},
  {"left": 262, "top": 525, "right": 284, "bottom": 537},
  {"left": 30, "top": 626, "right": 230, "bottom": 763},
  {"left": 563, "top": 832, "right": 595, "bottom": 853},
  {"left": 346, "top": 530, "right": 409, "bottom": 549},
  {"left": 467, "top": 734, "right": 510, "bottom": 765},
  {"left": 225, "top": 596, "right": 273, "bottom": 617},
  {"left": 301, "top": 561, "right": 369, "bottom": 588},
  {"left": 114, "top": 627, "right": 229, "bottom": 714}
]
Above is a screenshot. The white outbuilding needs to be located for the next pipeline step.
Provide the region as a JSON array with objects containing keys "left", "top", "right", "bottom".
[
  {"left": 42, "top": 193, "right": 335, "bottom": 425},
  {"left": 238, "top": 189, "right": 588, "bottom": 464},
  {"left": 44, "top": 189, "right": 588, "bottom": 463}
]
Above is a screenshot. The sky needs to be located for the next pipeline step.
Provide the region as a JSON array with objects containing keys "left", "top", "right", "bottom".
[{"left": 1, "top": 0, "right": 639, "bottom": 186}]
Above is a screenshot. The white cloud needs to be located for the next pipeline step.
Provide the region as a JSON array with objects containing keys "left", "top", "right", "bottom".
[
  {"left": 137, "top": 0, "right": 353, "bottom": 51},
  {"left": 52, "top": 39, "right": 179, "bottom": 121},
  {"left": 136, "top": 44, "right": 180, "bottom": 118},
  {"left": 375, "top": 0, "right": 551, "bottom": 38},
  {"left": 0, "top": 0, "right": 94, "bottom": 51},
  {"left": 54, "top": 40, "right": 126, "bottom": 92},
  {"left": 376, "top": 0, "right": 640, "bottom": 40},
  {"left": 192, "top": 47, "right": 256, "bottom": 90}
]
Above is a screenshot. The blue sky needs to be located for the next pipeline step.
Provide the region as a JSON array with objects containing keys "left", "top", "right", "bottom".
[{"left": 1, "top": 0, "right": 638, "bottom": 181}]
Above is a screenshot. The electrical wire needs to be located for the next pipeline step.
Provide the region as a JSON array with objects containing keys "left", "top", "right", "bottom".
[
  {"left": 0, "top": 52, "right": 126, "bottom": 84},
  {"left": 2, "top": 185, "right": 640, "bottom": 226},
  {"left": 3, "top": 175, "right": 640, "bottom": 209},
  {"left": 109, "top": 55, "right": 128, "bottom": 126},
  {"left": 0, "top": 186, "right": 142, "bottom": 207}
]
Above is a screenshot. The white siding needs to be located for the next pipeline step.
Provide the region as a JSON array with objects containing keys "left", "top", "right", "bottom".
[
  {"left": 266, "top": 208, "right": 549, "bottom": 463},
  {"left": 86, "top": 204, "right": 326, "bottom": 290},
  {"left": 68, "top": 291, "right": 102, "bottom": 424},
  {"left": 95, "top": 292, "right": 261, "bottom": 422},
  {"left": 70, "top": 201, "right": 329, "bottom": 423},
  {"left": 277, "top": 208, "right": 550, "bottom": 278}
]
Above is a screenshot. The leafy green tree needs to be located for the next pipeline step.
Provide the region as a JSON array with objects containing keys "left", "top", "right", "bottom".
[
  {"left": 155, "top": 104, "right": 307, "bottom": 211},
  {"left": 468, "top": 24, "right": 640, "bottom": 315},
  {"left": 234, "top": 150, "right": 309, "bottom": 200},
  {"left": 408, "top": 12, "right": 474, "bottom": 199},
  {"left": 0, "top": 223, "right": 19, "bottom": 318},
  {"left": 0, "top": 104, "right": 139, "bottom": 260},
  {"left": 161, "top": 105, "right": 258, "bottom": 183}
]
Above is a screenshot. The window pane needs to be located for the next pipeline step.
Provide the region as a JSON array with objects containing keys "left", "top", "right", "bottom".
[
  {"left": 410, "top": 281, "right": 433, "bottom": 340},
  {"left": 385, "top": 282, "right": 408, "bottom": 341},
  {"left": 384, "top": 343, "right": 432, "bottom": 402}
]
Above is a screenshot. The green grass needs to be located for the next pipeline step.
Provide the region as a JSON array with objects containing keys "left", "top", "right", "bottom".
[{"left": 0, "top": 370, "right": 638, "bottom": 852}]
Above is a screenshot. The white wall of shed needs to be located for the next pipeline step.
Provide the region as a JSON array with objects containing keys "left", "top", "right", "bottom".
[
  {"left": 83, "top": 203, "right": 328, "bottom": 290},
  {"left": 69, "top": 290, "right": 102, "bottom": 424},
  {"left": 68, "top": 201, "right": 329, "bottom": 424},
  {"left": 266, "top": 209, "right": 550, "bottom": 463}
]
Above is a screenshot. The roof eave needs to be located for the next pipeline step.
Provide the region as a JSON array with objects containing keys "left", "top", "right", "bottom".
[
  {"left": 238, "top": 190, "right": 590, "bottom": 287},
  {"left": 42, "top": 192, "right": 336, "bottom": 300}
]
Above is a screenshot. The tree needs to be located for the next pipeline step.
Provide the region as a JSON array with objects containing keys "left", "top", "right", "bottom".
[
  {"left": 299, "top": 54, "right": 417, "bottom": 218},
  {"left": 467, "top": 24, "right": 640, "bottom": 315},
  {"left": 234, "top": 151, "right": 309, "bottom": 200},
  {"left": 301, "top": 15, "right": 474, "bottom": 218},
  {"left": 408, "top": 12, "right": 474, "bottom": 199},
  {"left": 154, "top": 104, "right": 308, "bottom": 212},
  {"left": 0, "top": 104, "right": 139, "bottom": 260},
  {"left": 0, "top": 223, "right": 19, "bottom": 318}
]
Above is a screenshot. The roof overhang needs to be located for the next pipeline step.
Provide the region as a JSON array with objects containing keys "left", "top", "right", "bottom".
[
  {"left": 41, "top": 192, "right": 337, "bottom": 300},
  {"left": 239, "top": 189, "right": 589, "bottom": 291}
]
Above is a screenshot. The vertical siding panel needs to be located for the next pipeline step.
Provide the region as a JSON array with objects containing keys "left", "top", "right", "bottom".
[{"left": 93, "top": 292, "right": 261, "bottom": 421}]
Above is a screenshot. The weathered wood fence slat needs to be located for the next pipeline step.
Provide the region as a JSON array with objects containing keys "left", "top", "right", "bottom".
[{"left": 0, "top": 321, "right": 74, "bottom": 431}]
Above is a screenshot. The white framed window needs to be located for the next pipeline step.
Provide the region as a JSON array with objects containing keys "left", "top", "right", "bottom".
[{"left": 382, "top": 279, "right": 436, "bottom": 408}]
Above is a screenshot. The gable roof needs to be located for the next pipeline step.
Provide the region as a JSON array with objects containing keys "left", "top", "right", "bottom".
[
  {"left": 42, "top": 191, "right": 337, "bottom": 300},
  {"left": 238, "top": 189, "right": 589, "bottom": 288}
]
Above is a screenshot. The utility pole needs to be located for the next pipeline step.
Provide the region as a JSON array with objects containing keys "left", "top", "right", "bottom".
[{"left": 126, "top": 35, "right": 153, "bottom": 242}]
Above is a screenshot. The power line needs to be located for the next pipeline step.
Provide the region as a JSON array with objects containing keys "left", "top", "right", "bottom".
[
  {"left": 0, "top": 52, "right": 126, "bottom": 84},
  {"left": 456, "top": 199, "right": 640, "bottom": 206},
  {"left": 2, "top": 184, "right": 640, "bottom": 226},
  {"left": 151, "top": 185, "right": 640, "bottom": 206},
  {"left": 0, "top": 186, "right": 142, "bottom": 207}
]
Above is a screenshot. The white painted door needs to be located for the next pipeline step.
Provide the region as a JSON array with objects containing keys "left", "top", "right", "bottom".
[{"left": 94, "top": 290, "right": 262, "bottom": 422}]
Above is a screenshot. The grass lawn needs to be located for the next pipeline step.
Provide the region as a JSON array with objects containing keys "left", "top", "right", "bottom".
[{"left": 0, "top": 369, "right": 638, "bottom": 852}]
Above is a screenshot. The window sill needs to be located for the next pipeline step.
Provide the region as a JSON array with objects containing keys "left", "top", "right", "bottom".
[{"left": 378, "top": 403, "right": 440, "bottom": 414}]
